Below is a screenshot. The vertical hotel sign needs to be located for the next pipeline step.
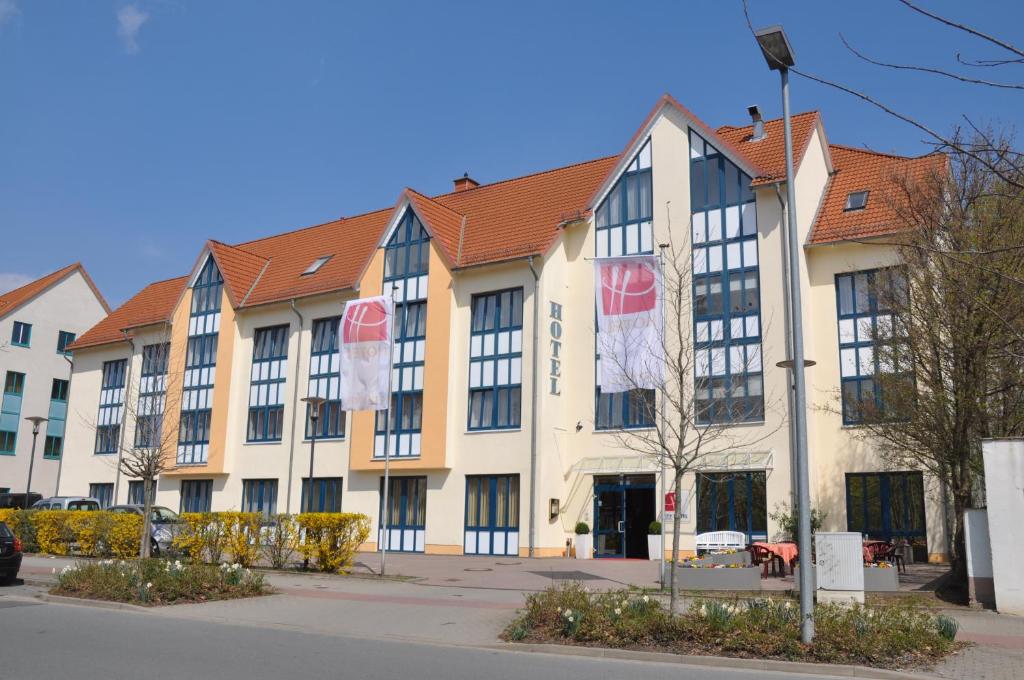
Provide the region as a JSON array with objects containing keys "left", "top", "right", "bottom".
[
  {"left": 338, "top": 296, "right": 393, "bottom": 412},
  {"left": 594, "top": 256, "right": 663, "bottom": 393},
  {"left": 549, "top": 301, "right": 563, "bottom": 395}
]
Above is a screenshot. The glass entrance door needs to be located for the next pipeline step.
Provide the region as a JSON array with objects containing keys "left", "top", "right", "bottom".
[
  {"left": 379, "top": 476, "right": 426, "bottom": 553},
  {"left": 594, "top": 484, "right": 625, "bottom": 558}
]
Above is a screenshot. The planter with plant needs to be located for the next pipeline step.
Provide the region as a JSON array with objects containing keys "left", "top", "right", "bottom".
[
  {"left": 646, "top": 521, "right": 662, "bottom": 561},
  {"left": 574, "top": 522, "right": 591, "bottom": 560}
]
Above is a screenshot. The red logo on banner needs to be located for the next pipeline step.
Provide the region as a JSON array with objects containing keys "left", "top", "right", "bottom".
[
  {"left": 664, "top": 492, "right": 676, "bottom": 513},
  {"left": 599, "top": 260, "right": 657, "bottom": 316},
  {"left": 342, "top": 299, "right": 389, "bottom": 343}
]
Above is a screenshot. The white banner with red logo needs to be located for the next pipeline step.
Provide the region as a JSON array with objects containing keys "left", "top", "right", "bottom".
[
  {"left": 339, "top": 296, "right": 393, "bottom": 411},
  {"left": 594, "top": 255, "right": 663, "bottom": 393}
]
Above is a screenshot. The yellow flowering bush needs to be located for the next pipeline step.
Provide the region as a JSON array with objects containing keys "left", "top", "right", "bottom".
[
  {"left": 106, "top": 513, "right": 143, "bottom": 558},
  {"left": 295, "top": 513, "right": 371, "bottom": 573},
  {"left": 220, "top": 512, "right": 264, "bottom": 567},
  {"left": 34, "top": 510, "right": 75, "bottom": 555},
  {"left": 173, "top": 513, "right": 228, "bottom": 563}
]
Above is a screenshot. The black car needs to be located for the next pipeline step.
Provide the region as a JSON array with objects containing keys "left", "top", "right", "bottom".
[
  {"left": 0, "top": 521, "right": 22, "bottom": 584},
  {"left": 0, "top": 493, "right": 42, "bottom": 510}
]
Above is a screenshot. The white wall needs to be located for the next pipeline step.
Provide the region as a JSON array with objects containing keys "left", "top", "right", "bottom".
[{"left": 981, "top": 439, "right": 1024, "bottom": 615}]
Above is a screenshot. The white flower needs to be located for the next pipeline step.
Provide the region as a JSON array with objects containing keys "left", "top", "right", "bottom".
[
  {"left": 146, "top": 582, "right": 152, "bottom": 588},
  {"left": 52, "top": 567, "right": 56, "bottom": 574},
  {"left": 784, "top": 601, "right": 792, "bottom": 609},
  {"left": 642, "top": 595, "right": 649, "bottom": 603},
  {"left": 563, "top": 609, "right": 572, "bottom": 617},
  {"left": 614, "top": 608, "right": 622, "bottom": 615},
  {"left": 557, "top": 607, "right": 562, "bottom": 614},
  {"left": 567, "top": 616, "right": 574, "bottom": 623}
]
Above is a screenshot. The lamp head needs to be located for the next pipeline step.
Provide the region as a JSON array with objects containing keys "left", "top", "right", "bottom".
[
  {"left": 754, "top": 25, "right": 796, "bottom": 71},
  {"left": 24, "top": 415, "right": 48, "bottom": 435}
]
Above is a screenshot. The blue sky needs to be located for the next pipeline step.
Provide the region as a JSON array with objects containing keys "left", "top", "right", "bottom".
[{"left": 1, "top": 0, "right": 1021, "bottom": 306}]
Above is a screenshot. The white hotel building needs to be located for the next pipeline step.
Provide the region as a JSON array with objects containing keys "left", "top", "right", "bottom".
[{"left": 58, "top": 95, "right": 949, "bottom": 561}]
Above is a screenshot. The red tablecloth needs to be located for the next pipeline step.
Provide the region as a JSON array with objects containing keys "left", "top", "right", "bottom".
[
  {"left": 863, "top": 541, "right": 888, "bottom": 562},
  {"left": 753, "top": 541, "right": 799, "bottom": 565}
]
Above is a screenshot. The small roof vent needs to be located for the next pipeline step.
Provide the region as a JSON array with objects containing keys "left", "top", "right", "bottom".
[
  {"left": 302, "top": 255, "right": 332, "bottom": 276},
  {"left": 747, "top": 105, "right": 766, "bottom": 142}
]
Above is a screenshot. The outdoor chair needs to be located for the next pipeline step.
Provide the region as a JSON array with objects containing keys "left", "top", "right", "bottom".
[{"left": 750, "top": 544, "right": 785, "bottom": 578}]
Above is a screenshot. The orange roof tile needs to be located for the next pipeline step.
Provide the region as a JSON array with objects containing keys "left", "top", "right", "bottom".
[
  {"left": 0, "top": 262, "right": 109, "bottom": 320},
  {"left": 808, "top": 145, "right": 946, "bottom": 245},
  {"left": 206, "top": 241, "right": 270, "bottom": 307},
  {"left": 403, "top": 189, "right": 463, "bottom": 266},
  {"left": 717, "top": 111, "right": 820, "bottom": 186},
  {"left": 69, "top": 276, "right": 187, "bottom": 351}
]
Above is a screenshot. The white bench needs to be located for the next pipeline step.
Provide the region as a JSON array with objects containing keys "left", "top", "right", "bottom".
[{"left": 695, "top": 531, "right": 747, "bottom": 553}]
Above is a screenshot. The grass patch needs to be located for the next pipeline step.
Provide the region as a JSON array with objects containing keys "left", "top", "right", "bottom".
[
  {"left": 503, "top": 583, "right": 962, "bottom": 669},
  {"left": 52, "top": 558, "right": 271, "bottom": 606}
]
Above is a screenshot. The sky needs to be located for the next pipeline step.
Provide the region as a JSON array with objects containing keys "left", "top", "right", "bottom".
[{"left": 1, "top": 0, "right": 1021, "bottom": 307}]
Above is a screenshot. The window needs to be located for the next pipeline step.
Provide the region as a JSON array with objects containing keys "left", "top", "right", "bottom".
[
  {"left": 306, "top": 317, "right": 345, "bottom": 439},
  {"left": 241, "top": 479, "right": 278, "bottom": 517},
  {"left": 136, "top": 343, "right": 169, "bottom": 448},
  {"left": 379, "top": 476, "right": 426, "bottom": 552},
  {"left": 127, "top": 480, "right": 156, "bottom": 506},
  {"left": 180, "top": 479, "right": 213, "bottom": 513},
  {"left": 836, "top": 269, "right": 911, "bottom": 424},
  {"left": 1, "top": 371, "right": 26, "bottom": 454},
  {"left": 11, "top": 321, "right": 31, "bottom": 347},
  {"left": 464, "top": 475, "right": 520, "bottom": 556},
  {"left": 44, "top": 378, "right": 69, "bottom": 459},
  {"left": 696, "top": 471, "right": 767, "bottom": 542},
  {"left": 89, "top": 483, "right": 114, "bottom": 508},
  {"left": 844, "top": 190, "right": 869, "bottom": 211},
  {"left": 179, "top": 257, "right": 222, "bottom": 465},
  {"left": 468, "top": 289, "right": 523, "bottom": 430},
  {"left": 95, "top": 359, "right": 127, "bottom": 454},
  {"left": 302, "top": 255, "right": 332, "bottom": 275},
  {"left": 595, "top": 139, "right": 656, "bottom": 430},
  {"left": 690, "top": 129, "right": 763, "bottom": 424},
  {"left": 846, "top": 472, "right": 925, "bottom": 542},
  {"left": 375, "top": 209, "right": 430, "bottom": 458},
  {"left": 300, "top": 477, "right": 343, "bottom": 513},
  {"left": 247, "top": 325, "right": 289, "bottom": 442},
  {"left": 57, "top": 330, "right": 76, "bottom": 354}
]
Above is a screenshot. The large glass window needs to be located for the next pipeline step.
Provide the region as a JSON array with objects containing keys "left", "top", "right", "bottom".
[
  {"left": 247, "top": 325, "right": 289, "bottom": 442},
  {"left": 0, "top": 371, "right": 26, "bottom": 454},
  {"left": 180, "top": 479, "right": 213, "bottom": 513},
  {"left": 136, "top": 343, "right": 169, "bottom": 448},
  {"left": 127, "top": 480, "right": 156, "bottom": 506},
  {"left": 696, "top": 471, "right": 767, "bottom": 542},
  {"left": 846, "top": 472, "right": 925, "bottom": 541},
  {"left": 690, "top": 130, "right": 762, "bottom": 424},
  {"left": 89, "top": 483, "right": 114, "bottom": 509},
  {"left": 241, "top": 479, "right": 278, "bottom": 517},
  {"left": 178, "top": 257, "right": 222, "bottom": 465},
  {"left": 300, "top": 477, "right": 343, "bottom": 513},
  {"left": 43, "top": 378, "right": 69, "bottom": 459},
  {"left": 306, "top": 317, "right": 345, "bottom": 439},
  {"left": 836, "top": 268, "right": 911, "bottom": 424},
  {"left": 595, "top": 139, "right": 656, "bottom": 430},
  {"left": 95, "top": 359, "right": 127, "bottom": 454},
  {"left": 469, "top": 289, "right": 523, "bottom": 430}
]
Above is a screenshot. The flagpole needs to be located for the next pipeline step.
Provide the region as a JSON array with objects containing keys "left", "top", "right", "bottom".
[
  {"left": 657, "top": 243, "right": 668, "bottom": 590},
  {"left": 380, "top": 284, "right": 398, "bottom": 578}
]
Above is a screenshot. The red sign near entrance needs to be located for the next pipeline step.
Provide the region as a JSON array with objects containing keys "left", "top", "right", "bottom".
[{"left": 664, "top": 492, "right": 676, "bottom": 513}]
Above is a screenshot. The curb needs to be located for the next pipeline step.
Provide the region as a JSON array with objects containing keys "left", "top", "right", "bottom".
[
  {"left": 493, "top": 643, "right": 938, "bottom": 680},
  {"left": 37, "top": 593, "right": 151, "bottom": 613}
]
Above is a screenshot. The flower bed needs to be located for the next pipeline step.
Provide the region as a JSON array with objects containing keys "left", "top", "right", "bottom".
[
  {"left": 504, "top": 583, "right": 960, "bottom": 669},
  {"left": 683, "top": 549, "right": 751, "bottom": 567},
  {"left": 677, "top": 563, "right": 761, "bottom": 590},
  {"left": 52, "top": 558, "right": 270, "bottom": 606}
]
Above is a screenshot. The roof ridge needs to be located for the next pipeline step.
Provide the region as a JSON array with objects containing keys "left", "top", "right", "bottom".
[
  {"left": 231, "top": 207, "right": 392, "bottom": 250},
  {"left": 430, "top": 155, "right": 618, "bottom": 200},
  {"left": 209, "top": 239, "right": 269, "bottom": 260},
  {"left": 405, "top": 187, "right": 465, "bottom": 215},
  {"left": 716, "top": 109, "right": 819, "bottom": 132},
  {"left": 828, "top": 143, "right": 938, "bottom": 162},
  {"left": 0, "top": 262, "right": 78, "bottom": 299}
]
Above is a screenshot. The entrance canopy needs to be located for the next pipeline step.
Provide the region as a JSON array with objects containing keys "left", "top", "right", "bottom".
[{"left": 569, "top": 450, "right": 774, "bottom": 476}]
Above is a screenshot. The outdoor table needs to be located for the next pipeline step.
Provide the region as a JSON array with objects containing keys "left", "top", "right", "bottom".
[
  {"left": 863, "top": 540, "right": 888, "bottom": 563},
  {"left": 752, "top": 541, "right": 798, "bottom": 574}
]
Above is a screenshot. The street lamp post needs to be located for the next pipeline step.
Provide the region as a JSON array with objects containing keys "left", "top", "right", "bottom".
[
  {"left": 23, "top": 416, "right": 48, "bottom": 509},
  {"left": 754, "top": 24, "right": 816, "bottom": 643},
  {"left": 300, "top": 396, "right": 326, "bottom": 514}
]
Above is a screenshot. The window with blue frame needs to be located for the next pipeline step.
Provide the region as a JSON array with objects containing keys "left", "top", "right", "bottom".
[
  {"left": 11, "top": 321, "right": 31, "bottom": 347},
  {"left": 135, "top": 343, "right": 169, "bottom": 448},
  {"left": 375, "top": 209, "right": 429, "bottom": 458},
  {"left": 846, "top": 472, "right": 925, "bottom": 542},
  {"left": 469, "top": 289, "right": 523, "bottom": 430},
  {"left": 300, "top": 477, "right": 343, "bottom": 513},
  {"left": 247, "top": 325, "right": 289, "bottom": 442},
  {"left": 57, "top": 330, "right": 76, "bottom": 354},
  {"left": 89, "top": 483, "right": 114, "bottom": 509},
  {"left": 835, "top": 268, "right": 911, "bottom": 425},
  {"left": 241, "top": 479, "right": 278, "bottom": 517},
  {"left": 1, "top": 371, "right": 26, "bottom": 454},
  {"left": 43, "top": 378, "right": 69, "bottom": 459},
  {"left": 127, "top": 480, "right": 156, "bottom": 506},
  {"left": 306, "top": 317, "right": 346, "bottom": 439},
  {"left": 95, "top": 359, "right": 126, "bottom": 454},
  {"left": 696, "top": 471, "right": 767, "bottom": 542},
  {"left": 690, "top": 129, "right": 763, "bottom": 424},
  {"left": 180, "top": 479, "right": 213, "bottom": 513},
  {"left": 179, "top": 257, "right": 222, "bottom": 465},
  {"left": 594, "top": 138, "right": 656, "bottom": 430}
]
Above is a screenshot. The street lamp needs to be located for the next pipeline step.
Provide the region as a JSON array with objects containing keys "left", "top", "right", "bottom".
[
  {"left": 23, "top": 416, "right": 48, "bottom": 509},
  {"left": 300, "top": 396, "right": 326, "bottom": 514},
  {"left": 755, "top": 23, "right": 816, "bottom": 644}
]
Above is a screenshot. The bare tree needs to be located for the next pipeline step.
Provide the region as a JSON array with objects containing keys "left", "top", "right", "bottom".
[{"left": 598, "top": 229, "right": 783, "bottom": 613}]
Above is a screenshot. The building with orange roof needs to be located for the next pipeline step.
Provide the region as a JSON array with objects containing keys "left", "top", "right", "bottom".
[
  {"left": 0, "top": 263, "right": 109, "bottom": 500},
  {"left": 57, "top": 95, "right": 950, "bottom": 562}
]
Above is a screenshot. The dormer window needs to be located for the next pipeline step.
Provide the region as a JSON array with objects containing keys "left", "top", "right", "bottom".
[
  {"left": 302, "top": 255, "right": 332, "bottom": 276},
  {"left": 844, "top": 190, "right": 869, "bottom": 211}
]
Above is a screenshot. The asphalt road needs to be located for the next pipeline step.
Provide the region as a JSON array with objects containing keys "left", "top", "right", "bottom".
[{"left": 0, "top": 593, "right": 827, "bottom": 680}]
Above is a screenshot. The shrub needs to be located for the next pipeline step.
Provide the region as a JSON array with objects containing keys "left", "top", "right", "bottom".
[
  {"left": 53, "top": 558, "right": 268, "bottom": 605},
  {"left": 648, "top": 521, "right": 662, "bottom": 535},
  {"left": 574, "top": 522, "right": 590, "bottom": 535},
  {"left": 295, "top": 513, "right": 371, "bottom": 573},
  {"left": 0, "top": 509, "right": 37, "bottom": 552},
  {"left": 220, "top": 512, "right": 264, "bottom": 567},
  {"left": 33, "top": 510, "right": 74, "bottom": 555},
  {"left": 261, "top": 514, "right": 299, "bottom": 569},
  {"left": 174, "top": 513, "right": 228, "bottom": 563},
  {"left": 936, "top": 614, "right": 959, "bottom": 641},
  {"left": 769, "top": 502, "right": 826, "bottom": 541}
]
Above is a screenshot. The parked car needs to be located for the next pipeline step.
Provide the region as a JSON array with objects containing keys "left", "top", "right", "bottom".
[
  {"left": 0, "top": 521, "right": 22, "bottom": 584},
  {"left": 0, "top": 492, "right": 42, "bottom": 509},
  {"left": 30, "top": 497, "right": 101, "bottom": 511},
  {"left": 109, "top": 505, "right": 181, "bottom": 555}
]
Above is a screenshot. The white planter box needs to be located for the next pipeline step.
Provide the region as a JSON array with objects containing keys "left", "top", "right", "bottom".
[
  {"left": 647, "top": 535, "right": 662, "bottom": 561},
  {"left": 575, "top": 534, "right": 592, "bottom": 560}
]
